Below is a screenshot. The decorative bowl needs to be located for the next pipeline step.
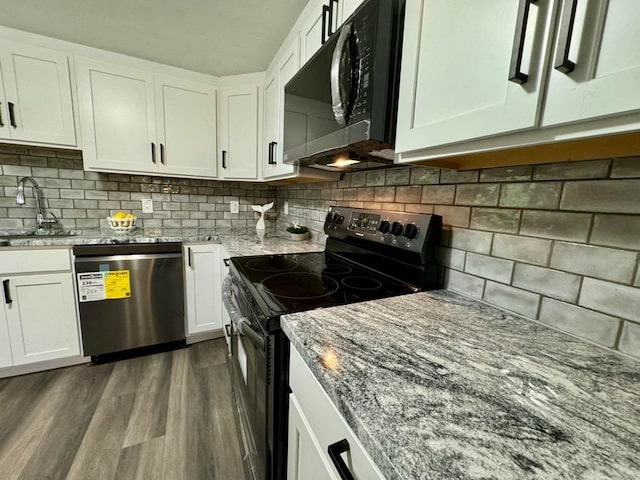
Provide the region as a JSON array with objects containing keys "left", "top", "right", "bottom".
[{"left": 106, "top": 216, "right": 137, "bottom": 233}]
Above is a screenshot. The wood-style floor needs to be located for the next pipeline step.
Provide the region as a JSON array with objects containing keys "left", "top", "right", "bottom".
[{"left": 0, "top": 339, "right": 246, "bottom": 480}]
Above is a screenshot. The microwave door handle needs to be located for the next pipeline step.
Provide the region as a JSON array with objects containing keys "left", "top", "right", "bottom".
[{"left": 330, "top": 22, "right": 352, "bottom": 128}]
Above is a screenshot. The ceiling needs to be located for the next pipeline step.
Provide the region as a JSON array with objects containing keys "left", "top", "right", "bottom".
[{"left": 0, "top": 0, "right": 309, "bottom": 76}]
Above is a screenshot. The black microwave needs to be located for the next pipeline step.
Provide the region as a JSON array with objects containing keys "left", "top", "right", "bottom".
[{"left": 283, "top": 0, "right": 405, "bottom": 172}]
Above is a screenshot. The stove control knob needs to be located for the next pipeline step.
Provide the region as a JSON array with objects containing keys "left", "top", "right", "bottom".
[
  {"left": 378, "top": 220, "right": 390, "bottom": 234},
  {"left": 326, "top": 212, "right": 334, "bottom": 223},
  {"left": 391, "top": 221, "right": 403, "bottom": 236},
  {"left": 404, "top": 223, "right": 419, "bottom": 239},
  {"left": 332, "top": 213, "right": 344, "bottom": 224}
]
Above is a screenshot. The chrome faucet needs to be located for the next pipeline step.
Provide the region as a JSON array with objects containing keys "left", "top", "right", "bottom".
[{"left": 16, "top": 176, "right": 58, "bottom": 231}]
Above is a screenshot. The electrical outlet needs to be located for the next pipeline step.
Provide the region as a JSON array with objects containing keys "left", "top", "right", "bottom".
[
  {"left": 141, "top": 199, "right": 154, "bottom": 213},
  {"left": 230, "top": 200, "right": 239, "bottom": 214},
  {"left": 284, "top": 201, "right": 289, "bottom": 215}
]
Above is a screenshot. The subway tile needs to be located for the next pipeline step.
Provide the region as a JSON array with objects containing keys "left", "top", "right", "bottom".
[
  {"left": 108, "top": 191, "right": 130, "bottom": 201},
  {"left": 350, "top": 172, "right": 367, "bottom": 187},
  {"left": 405, "top": 203, "right": 434, "bottom": 214},
  {"left": 538, "top": 298, "right": 621, "bottom": 347},
  {"left": 409, "top": 167, "right": 440, "bottom": 185},
  {"left": 21, "top": 157, "right": 49, "bottom": 167},
  {"left": 55, "top": 149, "right": 82, "bottom": 160},
  {"left": 381, "top": 202, "right": 399, "bottom": 211},
  {"left": 449, "top": 228, "right": 493, "bottom": 254},
  {"left": 58, "top": 168, "right": 85, "bottom": 179},
  {"left": 580, "top": 278, "right": 640, "bottom": 322},
  {"left": 366, "top": 171, "right": 386, "bottom": 186},
  {"left": 385, "top": 168, "right": 410, "bottom": 185},
  {"left": 479, "top": 165, "right": 532, "bottom": 182},
  {"left": 470, "top": 208, "right": 520, "bottom": 233},
  {"left": 49, "top": 158, "right": 75, "bottom": 169},
  {"left": 434, "top": 205, "right": 470, "bottom": 227},
  {"left": 590, "top": 214, "right": 640, "bottom": 250},
  {"left": 533, "top": 160, "right": 610, "bottom": 180},
  {"left": 86, "top": 209, "right": 110, "bottom": 218},
  {"left": 395, "top": 185, "right": 421, "bottom": 203},
  {"left": 421, "top": 185, "right": 455, "bottom": 204},
  {"left": 48, "top": 199, "right": 75, "bottom": 209},
  {"left": 444, "top": 270, "right": 485, "bottom": 299},
  {"left": 492, "top": 233, "right": 551, "bottom": 265},
  {"left": 44, "top": 178, "right": 71, "bottom": 188},
  {"left": 1, "top": 165, "right": 31, "bottom": 176},
  {"left": 32, "top": 166, "right": 59, "bottom": 177},
  {"left": 0, "top": 153, "right": 20, "bottom": 165},
  {"left": 61, "top": 209, "right": 87, "bottom": 218},
  {"left": 70, "top": 179, "right": 95, "bottom": 190},
  {"left": 436, "top": 247, "right": 466, "bottom": 270},
  {"left": 499, "top": 182, "right": 561, "bottom": 209},
  {"left": 560, "top": 179, "right": 640, "bottom": 213},
  {"left": 551, "top": 242, "right": 637, "bottom": 284},
  {"left": 59, "top": 189, "right": 85, "bottom": 199},
  {"left": 636, "top": 268, "right": 640, "bottom": 287},
  {"left": 76, "top": 219, "right": 100, "bottom": 229},
  {"left": 98, "top": 200, "right": 121, "bottom": 209},
  {"left": 520, "top": 210, "right": 592, "bottom": 242},
  {"left": 512, "top": 264, "right": 581, "bottom": 302},
  {"left": 618, "top": 322, "right": 640, "bottom": 358},
  {"left": 74, "top": 200, "right": 98, "bottom": 209},
  {"left": 84, "top": 190, "right": 109, "bottom": 200},
  {"left": 0, "top": 218, "right": 24, "bottom": 229},
  {"left": 374, "top": 186, "right": 395, "bottom": 202},
  {"left": 455, "top": 184, "right": 500, "bottom": 206},
  {"left": 439, "top": 169, "right": 479, "bottom": 184},
  {"left": 356, "top": 187, "right": 374, "bottom": 201},
  {"left": 465, "top": 253, "right": 513, "bottom": 283},
  {"left": 610, "top": 157, "right": 640, "bottom": 178},
  {"left": 484, "top": 281, "right": 540, "bottom": 318}
]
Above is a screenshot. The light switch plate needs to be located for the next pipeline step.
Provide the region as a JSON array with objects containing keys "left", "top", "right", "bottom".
[
  {"left": 230, "top": 200, "right": 240, "bottom": 214},
  {"left": 142, "top": 198, "right": 153, "bottom": 213},
  {"left": 284, "top": 200, "right": 289, "bottom": 215}
]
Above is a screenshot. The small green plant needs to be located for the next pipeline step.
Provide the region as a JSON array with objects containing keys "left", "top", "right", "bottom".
[{"left": 286, "top": 224, "right": 309, "bottom": 234}]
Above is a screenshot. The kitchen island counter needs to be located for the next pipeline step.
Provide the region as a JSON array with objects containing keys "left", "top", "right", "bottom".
[{"left": 281, "top": 290, "right": 640, "bottom": 480}]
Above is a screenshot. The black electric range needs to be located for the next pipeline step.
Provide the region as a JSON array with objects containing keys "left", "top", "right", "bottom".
[{"left": 227, "top": 206, "right": 443, "bottom": 480}]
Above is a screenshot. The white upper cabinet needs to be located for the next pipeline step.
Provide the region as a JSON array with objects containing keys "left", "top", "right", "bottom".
[
  {"left": 155, "top": 76, "right": 217, "bottom": 177},
  {"left": 76, "top": 57, "right": 218, "bottom": 178},
  {"left": 396, "top": 0, "right": 557, "bottom": 152},
  {"left": 0, "top": 41, "right": 76, "bottom": 146},
  {"left": 543, "top": 0, "right": 640, "bottom": 126},
  {"left": 77, "top": 58, "right": 157, "bottom": 174},
  {"left": 219, "top": 82, "right": 261, "bottom": 180},
  {"left": 339, "top": 0, "right": 365, "bottom": 24},
  {"left": 300, "top": 0, "right": 337, "bottom": 65},
  {"left": 263, "top": 40, "right": 300, "bottom": 179}
]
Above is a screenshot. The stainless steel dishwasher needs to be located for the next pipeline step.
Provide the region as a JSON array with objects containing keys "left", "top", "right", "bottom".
[{"left": 73, "top": 242, "right": 185, "bottom": 358}]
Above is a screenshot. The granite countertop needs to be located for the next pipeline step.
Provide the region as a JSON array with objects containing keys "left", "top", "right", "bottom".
[
  {"left": 0, "top": 227, "right": 324, "bottom": 256},
  {"left": 281, "top": 290, "right": 640, "bottom": 480}
]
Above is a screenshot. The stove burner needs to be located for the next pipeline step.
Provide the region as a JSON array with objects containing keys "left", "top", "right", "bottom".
[
  {"left": 246, "top": 256, "right": 299, "bottom": 273},
  {"left": 319, "top": 264, "right": 353, "bottom": 275},
  {"left": 261, "top": 273, "right": 339, "bottom": 299},
  {"left": 341, "top": 276, "right": 383, "bottom": 291}
]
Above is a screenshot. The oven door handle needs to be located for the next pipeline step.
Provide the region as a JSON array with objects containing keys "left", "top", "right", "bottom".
[{"left": 236, "top": 317, "right": 265, "bottom": 350}]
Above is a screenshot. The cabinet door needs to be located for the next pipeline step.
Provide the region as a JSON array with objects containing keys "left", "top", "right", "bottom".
[
  {"left": 263, "top": 68, "right": 279, "bottom": 179},
  {"left": 339, "top": 0, "right": 364, "bottom": 23},
  {"left": 156, "top": 77, "right": 218, "bottom": 178},
  {"left": 264, "top": 42, "right": 300, "bottom": 179},
  {"left": 0, "top": 42, "right": 76, "bottom": 146},
  {"left": 184, "top": 244, "right": 222, "bottom": 335},
  {"left": 287, "top": 394, "right": 338, "bottom": 480},
  {"left": 0, "top": 302, "right": 12, "bottom": 368},
  {"left": 76, "top": 58, "right": 157, "bottom": 174},
  {"left": 4, "top": 273, "right": 80, "bottom": 365},
  {"left": 300, "top": 4, "right": 326, "bottom": 65},
  {"left": 543, "top": 0, "right": 640, "bottom": 126},
  {"left": 219, "top": 85, "right": 259, "bottom": 179},
  {"left": 0, "top": 62, "right": 8, "bottom": 140},
  {"left": 396, "top": 0, "right": 556, "bottom": 154}
]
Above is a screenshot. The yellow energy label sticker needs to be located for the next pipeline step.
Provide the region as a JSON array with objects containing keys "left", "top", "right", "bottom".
[
  {"left": 104, "top": 270, "right": 131, "bottom": 299},
  {"left": 77, "top": 270, "right": 131, "bottom": 302}
]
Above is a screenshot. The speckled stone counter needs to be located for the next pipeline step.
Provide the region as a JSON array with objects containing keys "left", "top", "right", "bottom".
[
  {"left": 0, "top": 227, "right": 324, "bottom": 255},
  {"left": 281, "top": 290, "right": 640, "bottom": 480}
]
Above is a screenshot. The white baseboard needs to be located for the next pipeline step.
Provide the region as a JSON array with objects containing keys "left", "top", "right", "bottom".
[{"left": 0, "top": 355, "right": 90, "bottom": 379}]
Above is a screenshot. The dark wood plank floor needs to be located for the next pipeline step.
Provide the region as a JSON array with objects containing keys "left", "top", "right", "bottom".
[{"left": 0, "top": 339, "right": 246, "bottom": 480}]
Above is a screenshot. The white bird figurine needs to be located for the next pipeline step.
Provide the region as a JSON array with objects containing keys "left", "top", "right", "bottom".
[{"left": 251, "top": 202, "right": 274, "bottom": 230}]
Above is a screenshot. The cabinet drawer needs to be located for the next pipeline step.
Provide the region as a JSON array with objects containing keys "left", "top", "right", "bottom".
[
  {"left": 289, "top": 346, "right": 386, "bottom": 480},
  {"left": 0, "top": 248, "right": 71, "bottom": 274}
]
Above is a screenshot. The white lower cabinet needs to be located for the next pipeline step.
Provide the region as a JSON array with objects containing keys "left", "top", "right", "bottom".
[
  {"left": 0, "top": 248, "right": 80, "bottom": 367},
  {"left": 288, "top": 345, "right": 385, "bottom": 480},
  {"left": 184, "top": 243, "right": 223, "bottom": 336}
]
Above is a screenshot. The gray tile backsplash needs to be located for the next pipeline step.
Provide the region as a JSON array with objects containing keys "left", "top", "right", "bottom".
[
  {"left": 2, "top": 143, "right": 639, "bottom": 360},
  {"left": 276, "top": 158, "right": 640, "bottom": 359},
  {"left": 0, "top": 144, "right": 276, "bottom": 232}
]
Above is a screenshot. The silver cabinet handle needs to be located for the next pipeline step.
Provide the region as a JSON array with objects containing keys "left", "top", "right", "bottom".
[
  {"left": 554, "top": 0, "right": 579, "bottom": 73},
  {"left": 330, "top": 22, "right": 352, "bottom": 127},
  {"left": 508, "top": 0, "right": 539, "bottom": 84}
]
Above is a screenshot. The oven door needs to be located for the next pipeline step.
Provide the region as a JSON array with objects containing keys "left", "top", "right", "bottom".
[{"left": 229, "top": 290, "right": 268, "bottom": 480}]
